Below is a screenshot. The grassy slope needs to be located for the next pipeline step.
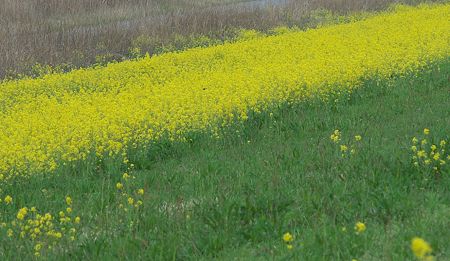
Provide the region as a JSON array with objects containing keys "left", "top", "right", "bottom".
[{"left": 1, "top": 61, "right": 449, "bottom": 260}]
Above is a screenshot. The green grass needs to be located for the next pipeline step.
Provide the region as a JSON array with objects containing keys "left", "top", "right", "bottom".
[{"left": 0, "top": 60, "right": 449, "bottom": 260}]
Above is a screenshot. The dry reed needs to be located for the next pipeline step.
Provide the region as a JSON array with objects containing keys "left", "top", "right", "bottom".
[{"left": 0, "top": 0, "right": 440, "bottom": 79}]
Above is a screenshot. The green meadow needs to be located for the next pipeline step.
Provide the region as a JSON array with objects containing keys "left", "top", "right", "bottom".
[{"left": 1, "top": 60, "right": 448, "bottom": 260}]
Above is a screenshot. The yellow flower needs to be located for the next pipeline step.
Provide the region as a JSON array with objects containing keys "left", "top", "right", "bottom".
[
  {"left": 116, "top": 182, "right": 123, "bottom": 190},
  {"left": 354, "top": 222, "right": 366, "bottom": 234},
  {"left": 330, "top": 130, "right": 341, "bottom": 143},
  {"left": 411, "top": 237, "right": 433, "bottom": 260},
  {"left": 122, "top": 173, "right": 130, "bottom": 180},
  {"left": 412, "top": 137, "right": 418, "bottom": 144},
  {"left": 417, "top": 150, "right": 426, "bottom": 158},
  {"left": 4, "top": 195, "right": 12, "bottom": 204},
  {"left": 0, "top": 4, "right": 447, "bottom": 180},
  {"left": 66, "top": 207, "right": 72, "bottom": 213},
  {"left": 355, "top": 135, "right": 362, "bottom": 141},
  {"left": 16, "top": 207, "right": 28, "bottom": 220},
  {"left": 128, "top": 197, "right": 134, "bottom": 205},
  {"left": 34, "top": 243, "right": 42, "bottom": 251},
  {"left": 59, "top": 211, "right": 65, "bottom": 218},
  {"left": 66, "top": 196, "right": 72, "bottom": 206},
  {"left": 44, "top": 213, "right": 52, "bottom": 220},
  {"left": 340, "top": 145, "right": 348, "bottom": 152},
  {"left": 283, "top": 232, "right": 293, "bottom": 243},
  {"left": 411, "top": 146, "right": 417, "bottom": 152},
  {"left": 423, "top": 128, "right": 430, "bottom": 135},
  {"left": 7, "top": 229, "right": 13, "bottom": 237},
  {"left": 31, "top": 207, "right": 37, "bottom": 212},
  {"left": 330, "top": 135, "right": 340, "bottom": 143},
  {"left": 421, "top": 139, "right": 427, "bottom": 145},
  {"left": 440, "top": 140, "right": 446, "bottom": 147},
  {"left": 137, "top": 189, "right": 144, "bottom": 195},
  {"left": 430, "top": 145, "right": 437, "bottom": 151},
  {"left": 287, "top": 244, "right": 293, "bottom": 250},
  {"left": 74, "top": 216, "right": 81, "bottom": 224},
  {"left": 432, "top": 153, "right": 440, "bottom": 161}
]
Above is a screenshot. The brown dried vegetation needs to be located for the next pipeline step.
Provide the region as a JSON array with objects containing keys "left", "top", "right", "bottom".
[{"left": 0, "top": 0, "right": 440, "bottom": 79}]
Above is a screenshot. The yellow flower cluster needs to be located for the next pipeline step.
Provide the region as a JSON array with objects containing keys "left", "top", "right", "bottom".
[
  {"left": 0, "top": 4, "right": 448, "bottom": 178},
  {"left": 282, "top": 232, "right": 294, "bottom": 250},
  {"left": 1, "top": 196, "right": 81, "bottom": 257},
  {"left": 330, "top": 130, "right": 341, "bottom": 143},
  {"left": 411, "top": 128, "right": 448, "bottom": 175},
  {"left": 4, "top": 195, "right": 13, "bottom": 204},
  {"left": 411, "top": 237, "right": 434, "bottom": 261},
  {"left": 354, "top": 221, "right": 366, "bottom": 234},
  {"left": 330, "top": 129, "right": 362, "bottom": 157},
  {"left": 116, "top": 168, "right": 145, "bottom": 212}
]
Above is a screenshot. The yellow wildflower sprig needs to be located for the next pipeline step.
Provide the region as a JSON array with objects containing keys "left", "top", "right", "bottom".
[
  {"left": 354, "top": 221, "right": 366, "bottom": 234},
  {"left": 411, "top": 128, "right": 448, "bottom": 176},
  {"left": 115, "top": 163, "right": 145, "bottom": 236},
  {"left": 330, "top": 130, "right": 363, "bottom": 158},
  {"left": 0, "top": 196, "right": 81, "bottom": 257},
  {"left": 282, "top": 232, "right": 295, "bottom": 250},
  {"left": 411, "top": 237, "right": 434, "bottom": 261}
]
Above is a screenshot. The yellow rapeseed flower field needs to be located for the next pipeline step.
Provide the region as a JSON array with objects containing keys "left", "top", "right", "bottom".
[{"left": 0, "top": 4, "right": 448, "bottom": 179}]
